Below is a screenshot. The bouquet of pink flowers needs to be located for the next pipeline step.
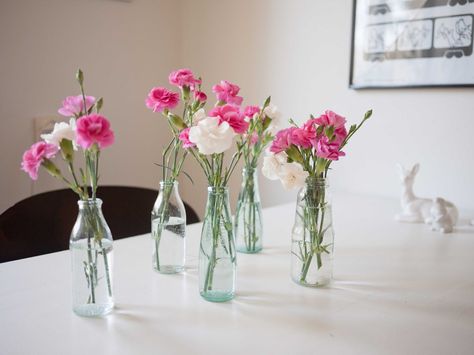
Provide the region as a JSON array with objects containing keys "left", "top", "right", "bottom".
[
  {"left": 21, "top": 70, "right": 115, "bottom": 316},
  {"left": 263, "top": 109, "right": 372, "bottom": 188},
  {"left": 22, "top": 69, "right": 114, "bottom": 200},
  {"left": 152, "top": 70, "right": 274, "bottom": 301},
  {"left": 146, "top": 69, "right": 206, "bottom": 273},
  {"left": 263, "top": 109, "right": 372, "bottom": 286}
]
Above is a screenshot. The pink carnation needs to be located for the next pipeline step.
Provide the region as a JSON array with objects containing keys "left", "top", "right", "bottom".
[
  {"left": 145, "top": 87, "right": 180, "bottom": 113},
  {"left": 178, "top": 127, "right": 195, "bottom": 149},
  {"left": 270, "top": 127, "right": 295, "bottom": 153},
  {"left": 212, "top": 80, "right": 243, "bottom": 105},
  {"left": 316, "top": 136, "right": 345, "bottom": 161},
  {"left": 58, "top": 95, "right": 95, "bottom": 117},
  {"left": 314, "top": 110, "right": 346, "bottom": 128},
  {"left": 314, "top": 110, "right": 348, "bottom": 144},
  {"left": 76, "top": 114, "right": 115, "bottom": 149},
  {"left": 289, "top": 127, "right": 313, "bottom": 149},
  {"left": 302, "top": 118, "right": 319, "bottom": 147},
  {"left": 169, "top": 69, "right": 201, "bottom": 89},
  {"left": 209, "top": 104, "right": 249, "bottom": 134},
  {"left": 194, "top": 91, "right": 207, "bottom": 102},
  {"left": 21, "top": 141, "right": 59, "bottom": 180},
  {"left": 244, "top": 105, "right": 260, "bottom": 119}
]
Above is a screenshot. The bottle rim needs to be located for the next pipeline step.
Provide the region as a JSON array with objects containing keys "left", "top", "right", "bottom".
[
  {"left": 160, "top": 180, "right": 178, "bottom": 187},
  {"left": 77, "top": 198, "right": 103, "bottom": 207}
]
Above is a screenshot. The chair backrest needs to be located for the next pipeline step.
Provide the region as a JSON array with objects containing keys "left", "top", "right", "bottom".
[{"left": 0, "top": 186, "right": 199, "bottom": 263}]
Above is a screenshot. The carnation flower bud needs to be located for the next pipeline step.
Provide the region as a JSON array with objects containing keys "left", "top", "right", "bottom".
[{"left": 76, "top": 69, "right": 84, "bottom": 85}]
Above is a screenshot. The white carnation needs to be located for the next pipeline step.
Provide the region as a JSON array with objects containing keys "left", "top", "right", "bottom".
[
  {"left": 41, "top": 118, "right": 77, "bottom": 149},
  {"left": 262, "top": 152, "right": 287, "bottom": 180},
  {"left": 278, "top": 162, "right": 308, "bottom": 190},
  {"left": 263, "top": 104, "right": 282, "bottom": 134},
  {"left": 188, "top": 117, "right": 235, "bottom": 155}
]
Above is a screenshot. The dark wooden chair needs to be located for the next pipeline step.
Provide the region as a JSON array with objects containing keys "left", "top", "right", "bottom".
[{"left": 0, "top": 186, "right": 199, "bottom": 263}]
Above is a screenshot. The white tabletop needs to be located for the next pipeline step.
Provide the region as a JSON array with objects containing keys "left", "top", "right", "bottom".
[{"left": 1, "top": 193, "right": 473, "bottom": 355}]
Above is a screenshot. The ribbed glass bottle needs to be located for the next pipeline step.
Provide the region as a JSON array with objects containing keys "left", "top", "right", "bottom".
[{"left": 291, "top": 177, "right": 334, "bottom": 287}]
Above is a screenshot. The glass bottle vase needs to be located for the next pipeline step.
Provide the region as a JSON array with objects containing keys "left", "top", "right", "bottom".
[
  {"left": 234, "top": 167, "right": 263, "bottom": 253},
  {"left": 151, "top": 180, "right": 186, "bottom": 274},
  {"left": 291, "top": 177, "right": 334, "bottom": 287},
  {"left": 70, "top": 198, "right": 114, "bottom": 317},
  {"left": 199, "top": 186, "right": 236, "bottom": 302}
]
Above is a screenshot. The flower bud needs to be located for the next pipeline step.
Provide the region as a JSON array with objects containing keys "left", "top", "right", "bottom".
[
  {"left": 41, "top": 159, "right": 62, "bottom": 178},
  {"left": 76, "top": 69, "right": 84, "bottom": 85},
  {"left": 59, "top": 139, "right": 74, "bottom": 162}
]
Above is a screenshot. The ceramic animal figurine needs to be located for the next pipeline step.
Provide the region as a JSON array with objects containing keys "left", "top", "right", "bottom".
[
  {"left": 395, "top": 163, "right": 458, "bottom": 225},
  {"left": 426, "top": 198, "right": 454, "bottom": 233}
]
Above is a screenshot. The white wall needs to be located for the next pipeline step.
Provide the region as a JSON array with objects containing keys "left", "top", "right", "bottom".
[
  {"left": 1, "top": 0, "right": 473, "bottom": 218},
  {"left": 0, "top": 0, "right": 180, "bottom": 213},
  {"left": 180, "top": 0, "right": 474, "bottom": 213}
]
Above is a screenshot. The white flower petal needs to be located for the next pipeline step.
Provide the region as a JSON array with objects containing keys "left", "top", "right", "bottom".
[
  {"left": 278, "top": 162, "right": 308, "bottom": 190},
  {"left": 262, "top": 152, "right": 285, "bottom": 180},
  {"left": 189, "top": 117, "right": 235, "bottom": 155},
  {"left": 40, "top": 120, "right": 77, "bottom": 149}
]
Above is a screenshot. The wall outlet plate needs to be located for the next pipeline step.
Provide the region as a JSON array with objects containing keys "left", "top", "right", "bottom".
[{"left": 34, "top": 116, "right": 68, "bottom": 141}]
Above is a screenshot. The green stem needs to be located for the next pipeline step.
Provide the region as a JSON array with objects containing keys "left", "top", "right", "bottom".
[
  {"left": 299, "top": 182, "right": 326, "bottom": 283},
  {"left": 98, "top": 238, "right": 112, "bottom": 297},
  {"left": 86, "top": 232, "right": 96, "bottom": 303},
  {"left": 153, "top": 181, "right": 174, "bottom": 272}
]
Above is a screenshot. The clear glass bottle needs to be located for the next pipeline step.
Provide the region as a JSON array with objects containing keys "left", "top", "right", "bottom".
[
  {"left": 291, "top": 177, "right": 334, "bottom": 287},
  {"left": 234, "top": 167, "right": 263, "bottom": 253},
  {"left": 151, "top": 180, "right": 186, "bottom": 274},
  {"left": 199, "top": 186, "right": 236, "bottom": 302},
  {"left": 70, "top": 199, "right": 114, "bottom": 317}
]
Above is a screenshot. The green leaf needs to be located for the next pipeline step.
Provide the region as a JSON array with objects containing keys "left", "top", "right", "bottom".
[
  {"left": 262, "top": 116, "right": 272, "bottom": 131},
  {"left": 263, "top": 96, "right": 271, "bottom": 108},
  {"left": 288, "top": 118, "right": 298, "bottom": 127},
  {"left": 286, "top": 144, "right": 304, "bottom": 164},
  {"left": 325, "top": 125, "right": 335, "bottom": 141}
]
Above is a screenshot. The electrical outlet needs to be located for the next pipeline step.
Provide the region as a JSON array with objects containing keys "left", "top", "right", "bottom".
[{"left": 33, "top": 116, "right": 68, "bottom": 141}]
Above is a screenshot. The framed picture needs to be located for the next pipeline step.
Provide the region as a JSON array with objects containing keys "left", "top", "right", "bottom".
[{"left": 349, "top": 0, "right": 474, "bottom": 88}]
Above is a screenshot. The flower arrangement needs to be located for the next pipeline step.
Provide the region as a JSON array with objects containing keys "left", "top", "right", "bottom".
[
  {"left": 234, "top": 99, "right": 281, "bottom": 253},
  {"left": 263, "top": 109, "right": 372, "bottom": 285},
  {"left": 151, "top": 69, "right": 273, "bottom": 300},
  {"left": 146, "top": 69, "right": 205, "bottom": 273},
  {"left": 22, "top": 71, "right": 114, "bottom": 197},
  {"left": 21, "top": 70, "right": 115, "bottom": 315}
]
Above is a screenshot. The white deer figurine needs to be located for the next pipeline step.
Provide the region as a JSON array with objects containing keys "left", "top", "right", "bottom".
[{"left": 395, "top": 163, "right": 458, "bottom": 225}]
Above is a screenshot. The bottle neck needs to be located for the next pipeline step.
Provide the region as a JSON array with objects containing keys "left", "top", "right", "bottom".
[
  {"left": 77, "top": 198, "right": 103, "bottom": 210},
  {"left": 207, "top": 185, "right": 229, "bottom": 197},
  {"left": 160, "top": 180, "right": 178, "bottom": 190},
  {"left": 242, "top": 166, "right": 256, "bottom": 176},
  {"left": 305, "top": 176, "right": 328, "bottom": 189}
]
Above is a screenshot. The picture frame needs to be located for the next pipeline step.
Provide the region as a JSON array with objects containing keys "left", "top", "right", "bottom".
[{"left": 349, "top": 0, "right": 474, "bottom": 89}]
